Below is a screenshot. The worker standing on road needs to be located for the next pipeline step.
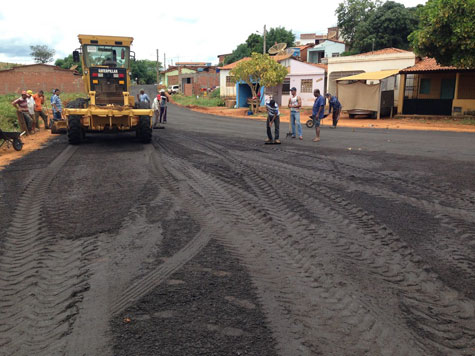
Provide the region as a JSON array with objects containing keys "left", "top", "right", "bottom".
[
  {"left": 152, "top": 94, "right": 161, "bottom": 129},
  {"left": 288, "top": 87, "right": 303, "bottom": 140},
  {"left": 265, "top": 99, "right": 281, "bottom": 144},
  {"left": 326, "top": 93, "right": 341, "bottom": 129},
  {"left": 159, "top": 90, "right": 169, "bottom": 124},
  {"left": 51, "top": 89, "right": 63, "bottom": 125},
  {"left": 312, "top": 89, "right": 325, "bottom": 142},
  {"left": 33, "top": 90, "right": 48, "bottom": 130},
  {"left": 11, "top": 91, "right": 33, "bottom": 134},
  {"left": 26, "top": 90, "right": 37, "bottom": 132}
]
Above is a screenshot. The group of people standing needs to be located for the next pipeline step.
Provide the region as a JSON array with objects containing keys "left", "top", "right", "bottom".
[
  {"left": 265, "top": 87, "right": 341, "bottom": 144},
  {"left": 136, "top": 88, "right": 169, "bottom": 128},
  {"left": 11, "top": 89, "right": 62, "bottom": 134}
]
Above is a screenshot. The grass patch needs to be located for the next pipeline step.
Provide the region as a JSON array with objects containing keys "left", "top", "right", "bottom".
[
  {"left": 172, "top": 94, "right": 225, "bottom": 107},
  {"left": 0, "top": 92, "right": 85, "bottom": 131}
]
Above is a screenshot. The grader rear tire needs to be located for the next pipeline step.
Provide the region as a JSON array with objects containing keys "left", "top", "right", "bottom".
[
  {"left": 68, "top": 115, "right": 83, "bottom": 145},
  {"left": 137, "top": 116, "right": 152, "bottom": 143}
]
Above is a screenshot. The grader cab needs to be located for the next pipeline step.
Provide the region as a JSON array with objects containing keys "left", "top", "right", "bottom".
[{"left": 63, "top": 34, "right": 153, "bottom": 144}]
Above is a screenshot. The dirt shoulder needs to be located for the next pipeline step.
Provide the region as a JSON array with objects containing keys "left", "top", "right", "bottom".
[
  {"left": 0, "top": 130, "right": 54, "bottom": 170},
  {"left": 170, "top": 99, "right": 475, "bottom": 133}
]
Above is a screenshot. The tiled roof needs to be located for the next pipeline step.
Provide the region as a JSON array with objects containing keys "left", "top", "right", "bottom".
[
  {"left": 399, "top": 57, "right": 470, "bottom": 73},
  {"left": 220, "top": 57, "right": 251, "bottom": 70},
  {"left": 300, "top": 33, "right": 316, "bottom": 39},
  {"left": 220, "top": 54, "right": 293, "bottom": 70},
  {"left": 308, "top": 63, "right": 328, "bottom": 71},
  {"left": 354, "top": 48, "right": 411, "bottom": 56}
]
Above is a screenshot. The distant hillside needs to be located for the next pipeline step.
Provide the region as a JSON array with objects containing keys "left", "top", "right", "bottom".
[{"left": 0, "top": 62, "right": 21, "bottom": 70}]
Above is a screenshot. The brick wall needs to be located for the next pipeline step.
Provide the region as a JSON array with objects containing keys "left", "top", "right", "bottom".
[
  {"left": 0, "top": 64, "right": 84, "bottom": 94},
  {"left": 168, "top": 75, "right": 179, "bottom": 85}
]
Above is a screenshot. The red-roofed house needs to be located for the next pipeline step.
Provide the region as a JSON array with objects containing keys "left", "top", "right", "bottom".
[{"left": 398, "top": 58, "right": 475, "bottom": 116}]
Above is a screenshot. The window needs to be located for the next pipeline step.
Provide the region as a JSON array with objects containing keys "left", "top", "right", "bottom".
[
  {"left": 301, "top": 79, "right": 313, "bottom": 93},
  {"left": 332, "top": 53, "right": 340, "bottom": 57},
  {"left": 419, "top": 78, "right": 431, "bottom": 94},
  {"left": 226, "top": 76, "right": 234, "bottom": 87},
  {"left": 282, "top": 79, "right": 290, "bottom": 95}
]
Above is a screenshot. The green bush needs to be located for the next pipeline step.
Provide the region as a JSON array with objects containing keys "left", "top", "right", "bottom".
[
  {"left": 172, "top": 94, "right": 225, "bottom": 107},
  {"left": 0, "top": 92, "right": 86, "bottom": 131}
]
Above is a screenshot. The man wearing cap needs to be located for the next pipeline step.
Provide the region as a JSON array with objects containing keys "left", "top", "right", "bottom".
[
  {"left": 326, "top": 92, "right": 341, "bottom": 128},
  {"left": 152, "top": 93, "right": 161, "bottom": 128},
  {"left": 26, "top": 90, "right": 37, "bottom": 131},
  {"left": 12, "top": 91, "right": 33, "bottom": 133},
  {"left": 265, "top": 98, "right": 281, "bottom": 144},
  {"left": 33, "top": 90, "right": 48, "bottom": 130},
  {"left": 159, "top": 90, "right": 169, "bottom": 124},
  {"left": 288, "top": 87, "right": 303, "bottom": 140}
]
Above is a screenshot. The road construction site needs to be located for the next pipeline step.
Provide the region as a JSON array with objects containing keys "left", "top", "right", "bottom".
[{"left": 0, "top": 104, "right": 474, "bottom": 355}]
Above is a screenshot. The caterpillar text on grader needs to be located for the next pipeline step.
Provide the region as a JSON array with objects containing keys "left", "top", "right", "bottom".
[{"left": 63, "top": 34, "right": 153, "bottom": 144}]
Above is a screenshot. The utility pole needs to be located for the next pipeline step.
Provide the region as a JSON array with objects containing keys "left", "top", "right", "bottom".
[
  {"left": 263, "top": 24, "right": 267, "bottom": 54},
  {"left": 157, "top": 49, "right": 160, "bottom": 84}
]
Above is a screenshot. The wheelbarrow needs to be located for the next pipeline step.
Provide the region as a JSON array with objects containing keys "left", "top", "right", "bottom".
[
  {"left": 306, "top": 113, "right": 329, "bottom": 128},
  {"left": 0, "top": 129, "right": 25, "bottom": 151}
]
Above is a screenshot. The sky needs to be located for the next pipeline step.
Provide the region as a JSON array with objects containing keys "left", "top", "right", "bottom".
[{"left": 0, "top": 0, "right": 426, "bottom": 67}]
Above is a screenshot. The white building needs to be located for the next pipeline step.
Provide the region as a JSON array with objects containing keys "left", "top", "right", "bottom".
[
  {"left": 266, "top": 56, "right": 326, "bottom": 107},
  {"left": 327, "top": 48, "right": 416, "bottom": 104}
]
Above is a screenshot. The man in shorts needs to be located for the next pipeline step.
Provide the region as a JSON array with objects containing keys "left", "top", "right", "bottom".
[{"left": 312, "top": 89, "right": 325, "bottom": 142}]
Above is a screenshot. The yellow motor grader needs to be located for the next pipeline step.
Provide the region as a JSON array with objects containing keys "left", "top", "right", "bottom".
[{"left": 62, "top": 34, "right": 153, "bottom": 144}]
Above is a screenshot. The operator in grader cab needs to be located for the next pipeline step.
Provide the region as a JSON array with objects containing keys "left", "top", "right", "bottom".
[{"left": 62, "top": 35, "right": 153, "bottom": 144}]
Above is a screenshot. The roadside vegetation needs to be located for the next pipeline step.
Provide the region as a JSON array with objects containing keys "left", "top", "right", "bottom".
[
  {"left": 0, "top": 93, "right": 85, "bottom": 131},
  {"left": 172, "top": 89, "right": 225, "bottom": 107}
]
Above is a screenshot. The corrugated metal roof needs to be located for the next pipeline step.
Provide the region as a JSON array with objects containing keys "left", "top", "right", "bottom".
[{"left": 336, "top": 69, "right": 400, "bottom": 81}]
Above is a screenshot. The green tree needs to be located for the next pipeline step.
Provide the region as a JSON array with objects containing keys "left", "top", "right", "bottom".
[
  {"left": 265, "top": 27, "right": 295, "bottom": 50},
  {"left": 225, "top": 27, "right": 295, "bottom": 64},
  {"left": 130, "top": 59, "right": 162, "bottom": 84},
  {"left": 336, "top": 0, "right": 380, "bottom": 48},
  {"left": 409, "top": 0, "right": 475, "bottom": 67},
  {"left": 224, "top": 43, "right": 251, "bottom": 65},
  {"left": 230, "top": 53, "right": 288, "bottom": 113},
  {"left": 352, "top": 1, "right": 419, "bottom": 53},
  {"left": 30, "top": 45, "right": 55, "bottom": 63},
  {"left": 55, "top": 54, "right": 83, "bottom": 74}
]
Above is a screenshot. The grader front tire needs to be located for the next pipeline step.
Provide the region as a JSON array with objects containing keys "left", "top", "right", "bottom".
[
  {"left": 68, "top": 116, "right": 83, "bottom": 145},
  {"left": 137, "top": 116, "right": 152, "bottom": 143}
]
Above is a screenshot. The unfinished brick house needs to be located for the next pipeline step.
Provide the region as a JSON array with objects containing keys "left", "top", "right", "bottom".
[{"left": 0, "top": 64, "right": 84, "bottom": 94}]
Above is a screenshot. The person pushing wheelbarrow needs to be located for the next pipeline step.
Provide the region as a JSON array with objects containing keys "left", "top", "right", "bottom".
[{"left": 265, "top": 99, "right": 281, "bottom": 144}]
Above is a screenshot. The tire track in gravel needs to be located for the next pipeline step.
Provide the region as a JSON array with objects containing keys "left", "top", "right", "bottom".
[
  {"left": 228, "top": 148, "right": 475, "bottom": 354},
  {"left": 245, "top": 142, "right": 475, "bottom": 213},
  {"left": 172, "top": 133, "right": 475, "bottom": 289},
  {"left": 162, "top": 133, "right": 475, "bottom": 355},
  {"left": 0, "top": 146, "right": 100, "bottom": 355},
  {"left": 156, "top": 135, "right": 423, "bottom": 355},
  {"left": 227, "top": 147, "right": 475, "bottom": 287},
  {"left": 109, "top": 144, "right": 219, "bottom": 316}
]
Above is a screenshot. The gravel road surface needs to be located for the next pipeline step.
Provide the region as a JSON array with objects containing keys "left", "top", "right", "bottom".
[{"left": 1, "top": 104, "right": 474, "bottom": 356}]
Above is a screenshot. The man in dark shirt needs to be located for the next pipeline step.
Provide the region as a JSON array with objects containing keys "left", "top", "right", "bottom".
[
  {"left": 326, "top": 93, "right": 342, "bottom": 128},
  {"left": 312, "top": 89, "right": 325, "bottom": 142}
]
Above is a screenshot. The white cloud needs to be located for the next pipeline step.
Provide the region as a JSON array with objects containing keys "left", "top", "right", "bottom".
[{"left": 0, "top": 0, "right": 426, "bottom": 65}]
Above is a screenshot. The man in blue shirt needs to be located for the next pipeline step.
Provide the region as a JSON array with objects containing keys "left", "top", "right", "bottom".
[
  {"left": 312, "top": 89, "right": 325, "bottom": 142},
  {"left": 326, "top": 93, "right": 342, "bottom": 128},
  {"left": 136, "top": 89, "right": 150, "bottom": 107},
  {"left": 51, "top": 89, "right": 62, "bottom": 124}
]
